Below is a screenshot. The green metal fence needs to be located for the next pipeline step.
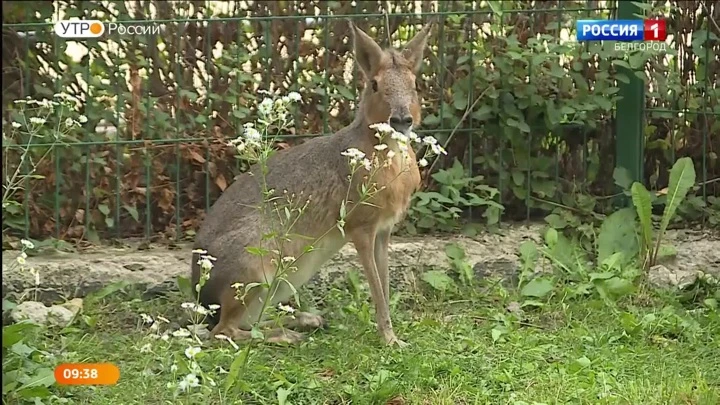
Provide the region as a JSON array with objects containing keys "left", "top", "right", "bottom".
[{"left": 2, "top": 1, "right": 718, "bottom": 243}]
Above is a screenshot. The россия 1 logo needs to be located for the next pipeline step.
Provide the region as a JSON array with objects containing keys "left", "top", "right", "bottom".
[
  {"left": 54, "top": 20, "right": 105, "bottom": 38},
  {"left": 576, "top": 19, "right": 667, "bottom": 42}
]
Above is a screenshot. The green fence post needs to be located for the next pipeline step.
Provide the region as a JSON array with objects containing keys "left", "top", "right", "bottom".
[{"left": 615, "top": 0, "right": 645, "bottom": 201}]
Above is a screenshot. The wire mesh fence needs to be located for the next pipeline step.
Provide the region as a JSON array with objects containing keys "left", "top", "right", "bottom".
[{"left": 1, "top": 0, "right": 717, "bottom": 243}]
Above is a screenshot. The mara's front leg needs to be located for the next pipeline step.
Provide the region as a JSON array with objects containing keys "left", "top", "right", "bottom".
[
  {"left": 373, "top": 226, "right": 392, "bottom": 303},
  {"left": 351, "top": 227, "right": 406, "bottom": 347}
]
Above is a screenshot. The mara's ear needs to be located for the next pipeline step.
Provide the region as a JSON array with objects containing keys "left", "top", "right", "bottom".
[
  {"left": 402, "top": 19, "right": 436, "bottom": 72},
  {"left": 348, "top": 20, "right": 384, "bottom": 77}
]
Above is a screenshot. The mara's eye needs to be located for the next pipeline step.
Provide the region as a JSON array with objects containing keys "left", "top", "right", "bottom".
[{"left": 371, "top": 80, "right": 378, "bottom": 92}]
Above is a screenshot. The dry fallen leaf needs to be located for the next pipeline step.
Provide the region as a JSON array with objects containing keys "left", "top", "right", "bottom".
[{"left": 215, "top": 174, "right": 228, "bottom": 191}]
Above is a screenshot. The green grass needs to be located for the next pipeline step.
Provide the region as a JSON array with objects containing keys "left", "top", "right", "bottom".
[{"left": 7, "top": 275, "right": 720, "bottom": 405}]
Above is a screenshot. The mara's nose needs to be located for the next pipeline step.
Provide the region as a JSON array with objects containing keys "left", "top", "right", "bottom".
[{"left": 389, "top": 114, "right": 413, "bottom": 133}]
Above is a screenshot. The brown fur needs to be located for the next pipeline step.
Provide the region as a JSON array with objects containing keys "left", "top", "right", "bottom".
[{"left": 190, "top": 20, "right": 435, "bottom": 346}]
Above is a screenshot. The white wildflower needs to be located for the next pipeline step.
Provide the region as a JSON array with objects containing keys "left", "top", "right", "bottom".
[
  {"left": 16, "top": 256, "right": 26, "bottom": 266},
  {"left": 184, "top": 346, "right": 201, "bottom": 359},
  {"left": 208, "top": 304, "right": 220, "bottom": 311},
  {"left": 258, "top": 98, "right": 273, "bottom": 116},
  {"left": 281, "top": 256, "right": 295, "bottom": 263},
  {"left": 374, "top": 143, "right": 388, "bottom": 151},
  {"left": 214, "top": 334, "right": 240, "bottom": 350},
  {"left": 64, "top": 118, "right": 74, "bottom": 127},
  {"left": 361, "top": 158, "right": 372, "bottom": 171},
  {"left": 20, "top": 239, "right": 34, "bottom": 250},
  {"left": 156, "top": 316, "right": 170, "bottom": 323},
  {"left": 78, "top": 115, "right": 88, "bottom": 123},
  {"left": 341, "top": 148, "right": 365, "bottom": 160},
  {"left": 419, "top": 158, "right": 429, "bottom": 167},
  {"left": 387, "top": 150, "right": 396, "bottom": 160},
  {"left": 191, "top": 248, "right": 208, "bottom": 255},
  {"left": 391, "top": 132, "right": 409, "bottom": 144},
  {"left": 160, "top": 333, "right": 170, "bottom": 341},
  {"left": 287, "top": 91, "right": 301, "bottom": 102},
  {"left": 408, "top": 131, "right": 420, "bottom": 142},
  {"left": 140, "top": 313, "right": 154, "bottom": 324},
  {"left": 29, "top": 117, "right": 46, "bottom": 125},
  {"left": 172, "top": 328, "right": 192, "bottom": 338},
  {"left": 197, "top": 255, "right": 216, "bottom": 272},
  {"left": 342, "top": 148, "right": 371, "bottom": 168},
  {"left": 278, "top": 303, "right": 296, "bottom": 314},
  {"left": 234, "top": 140, "right": 247, "bottom": 153},
  {"left": 244, "top": 126, "right": 261, "bottom": 143},
  {"left": 11, "top": 122, "right": 21, "bottom": 129},
  {"left": 139, "top": 343, "right": 152, "bottom": 353},
  {"left": 177, "top": 373, "right": 200, "bottom": 392},
  {"left": 30, "top": 268, "right": 40, "bottom": 286},
  {"left": 430, "top": 143, "right": 447, "bottom": 155},
  {"left": 181, "top": 302, "right": 210, "bottom": 315},
  {"left": 170, "top": 364, "right": 178, "bottom": 373},
  {"left": 369, "top": 122, "right": 395, "bottom": 135}
]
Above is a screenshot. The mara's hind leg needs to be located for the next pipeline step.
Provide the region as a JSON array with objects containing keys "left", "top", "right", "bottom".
[
  {"left": 256, "top": 311, "right": 326, "bottom": 332},
  {"left": 209, "top": 287, "right": 253, "bottom": 342},
  {"left": 212, "top": 285, "right": 307, "bottom": 345}
]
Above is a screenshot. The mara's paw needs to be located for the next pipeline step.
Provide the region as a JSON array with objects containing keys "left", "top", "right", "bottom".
[
  {"left": 266, "top": 329, "right": 306, "bottom": 345},
  {"left": 383, "top": 333, "right": 408, "bottom": 348},
  {"left": 292, "top": 312, "right": 326, "bottom": 331}
]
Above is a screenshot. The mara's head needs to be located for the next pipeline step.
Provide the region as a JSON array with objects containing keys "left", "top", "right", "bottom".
[{"left": 348, "top": 19, "right": 435, "bottom": 135}]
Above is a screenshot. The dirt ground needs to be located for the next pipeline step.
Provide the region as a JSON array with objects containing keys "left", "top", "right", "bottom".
[{"left": 3, "top": 223, "right": 719, "bottom": 304}]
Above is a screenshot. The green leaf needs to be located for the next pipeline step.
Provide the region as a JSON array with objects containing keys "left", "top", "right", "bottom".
[
  {"left": 630, "top": 182, "right": 654, "bottom": 256},
  {"left": 612, "top": 59, "right": 631, "bottom": 69},
  {"left": 336, "top": 85, "right": 354, "bottom": 100},
  {"left": 123, "top": 204, "right": 140, "bottom": 222},
  {"left": 544, "top": 228, "right": 559, "bottom": 247},
  {"left": 657, "top": 244, "right": 677, "bottom": 260},
  {"left": 421, "top": 271, "right": 455, "bottom": 292},
  {"left": 520, "top": 277, "right": 554, "bottom": 298},
  {"left": 176, "top": 276, "right": 194, "bottom": 298},
  {"left": 487, "top": 0, "right": 504, "bottom": 16},
  {"left": 423, "top": 114, "right": 440, "bottom": 126},
  {"left": 453, "top": 91, "right": 468, "bottom": 111},
  {"left": 544, "top": 213, "right": 566, "bottom": 229},
  {"left": 491, "top": 327, "right": 505, "bottom": 342},
  {"left": 604, "top": 277, "right": 635, "bottom": 297},
  {"left": 2, "top": 322, "right": 41, "bottom": 348},
  {"left": 613, "top": 167, "right": 634, "bottom": 190},
  {"left": 250, "top": 326, "right": 264, "bottom": 340},
  {"left": 444, "top": 243, "right": 465, "bottom": 260},
  {"left": 277, "top": 387, "right": 292, "bottom": 405},
  {"left": 224, "top": 350, "right": 249, "bottom": 393},
  {"left": 84, "top": 280, "right": 131, "bottom": 305},
  {"left": 471, "top": 104, "right": 493, "bottom": 121},
  {"left": 597, "top": 207, "right": 638, "bottom": 264},
  {"left": 245, "top": 246, "right": 268, "bottom": 257},
  {"left": 656, "top": 157, "right": 696, "bottom": 254},
  {"left": 98, "top": 204, "right": 110, "bottom": 216},
  {"left": 18, "top": 367, "right": 55, "bottom": 389}
]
